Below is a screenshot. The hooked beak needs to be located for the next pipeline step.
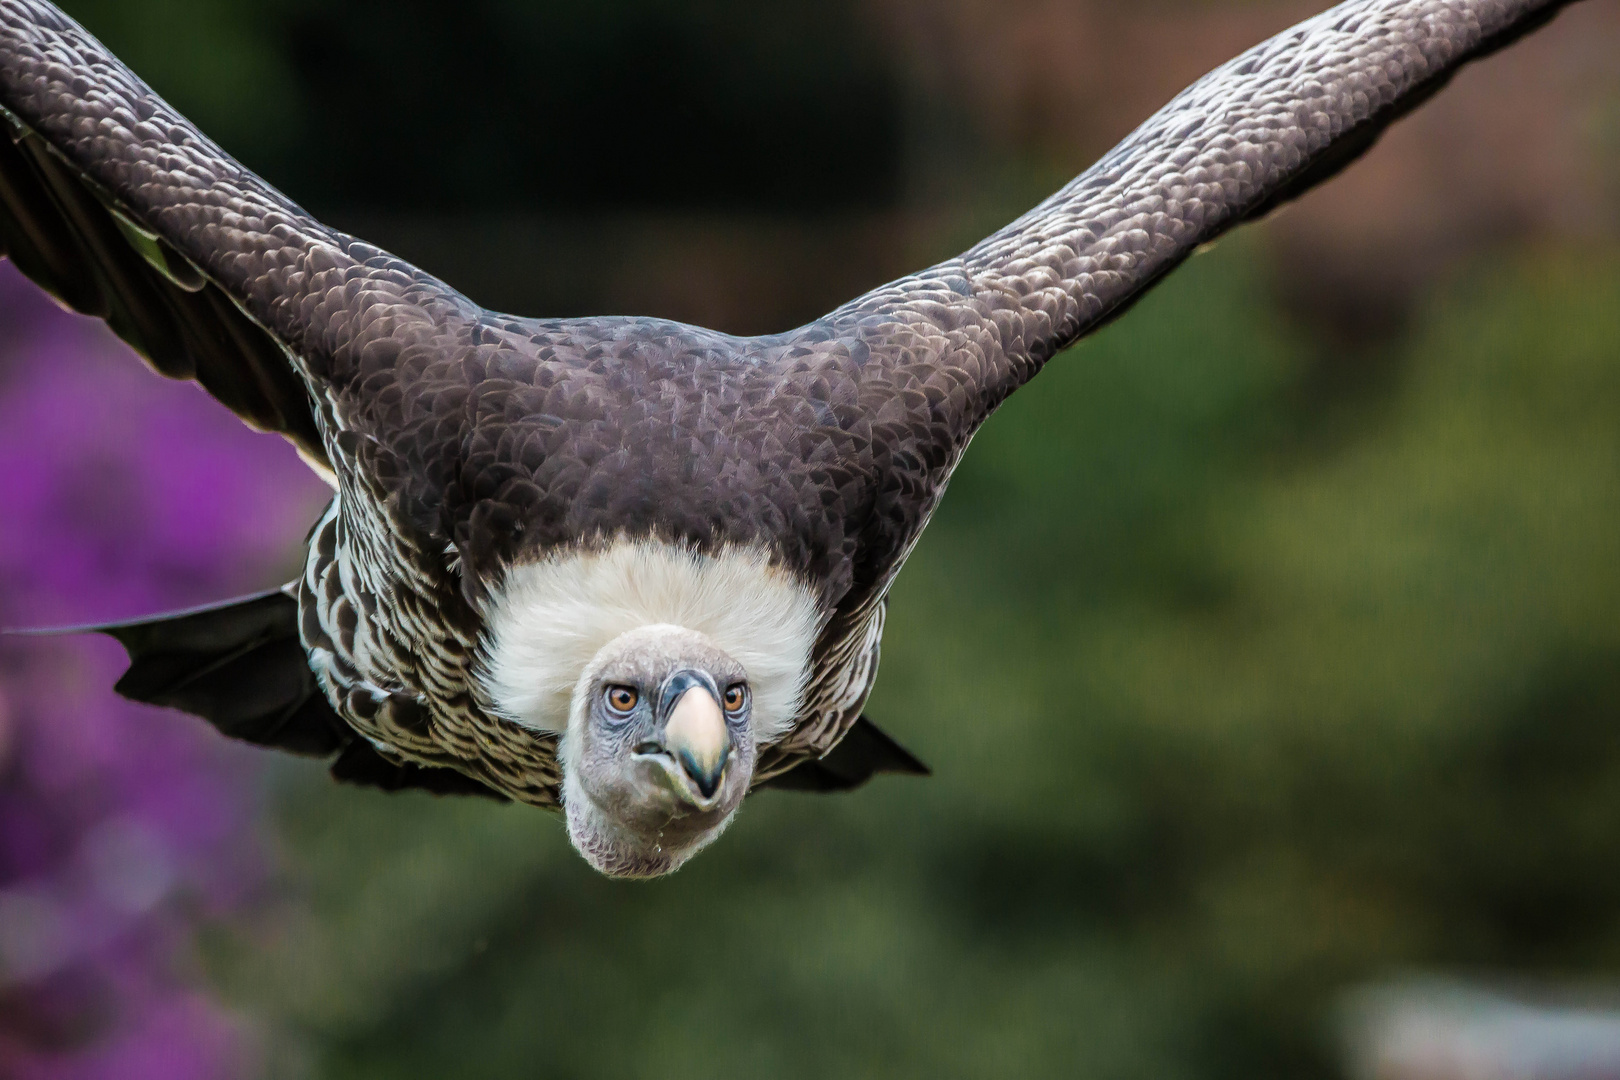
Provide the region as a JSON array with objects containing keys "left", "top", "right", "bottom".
[{"left": 657, "top": 673, "right": 730, "bottom": 802}]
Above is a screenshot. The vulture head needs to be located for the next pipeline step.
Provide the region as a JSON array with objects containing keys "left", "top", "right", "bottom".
[
  {"left": 478, "top": 542, "right": 821, "bottom": 878},
  {"left": 562, "top": 624, "right": 756, "bottom": 877}
]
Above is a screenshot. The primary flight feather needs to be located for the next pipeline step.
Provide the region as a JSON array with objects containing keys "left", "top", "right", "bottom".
[{"left": 0, "top": 0, "right": 1575, "bottom": 875}]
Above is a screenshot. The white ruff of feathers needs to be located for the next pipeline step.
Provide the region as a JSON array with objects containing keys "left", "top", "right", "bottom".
[{"left": 477, "top": 538, "right": 821, "bottom": 749}]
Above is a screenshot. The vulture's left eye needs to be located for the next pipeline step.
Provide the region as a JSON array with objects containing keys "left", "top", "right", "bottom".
[
  {"left": 722, "top": 683, "right": 748, "bottom": 713},
  {"left": 604, "top": 686, "right": 639, "bottom": 715}
]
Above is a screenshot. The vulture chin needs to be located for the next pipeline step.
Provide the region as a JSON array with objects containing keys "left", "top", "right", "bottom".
[{"left": 0, "top": 0, "right": 1578, "bottom": 875}]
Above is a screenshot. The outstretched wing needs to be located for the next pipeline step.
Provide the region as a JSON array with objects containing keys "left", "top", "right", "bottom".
[
  {"left": 772, "top": 0, "right": 1575, "bottom": 772},
  {"left": 820, "top": 0, "right": 1575, "bottom": 415},
  {"left": 0, "top": 0, "right": 483, "bottom": 470}
]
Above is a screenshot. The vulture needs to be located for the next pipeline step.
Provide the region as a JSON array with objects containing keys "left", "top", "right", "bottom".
[{"left": 0, "top": 0, "right": 1577, "bottom": 876}]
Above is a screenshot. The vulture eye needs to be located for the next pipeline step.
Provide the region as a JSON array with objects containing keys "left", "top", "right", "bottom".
[
  {"left": 722, "top": 683, "right": 748, "bottom": 714},
  {"left": 604, "top": 686, "right": 639, "bottom": 716}
]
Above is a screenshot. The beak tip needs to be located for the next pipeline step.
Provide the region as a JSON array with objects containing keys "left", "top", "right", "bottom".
[{"left": 679, "top": 749, "right": 725, "bottom": 800}]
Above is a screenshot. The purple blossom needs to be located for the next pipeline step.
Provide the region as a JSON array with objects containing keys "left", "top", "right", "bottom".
[{"left": 0, "top": 260, "right": 330, "bottom": 1078}]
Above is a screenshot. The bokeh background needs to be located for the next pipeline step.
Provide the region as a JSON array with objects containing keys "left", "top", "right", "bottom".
[{"left": 2, "top": 0, "right": 1619, "bottom": 1077}]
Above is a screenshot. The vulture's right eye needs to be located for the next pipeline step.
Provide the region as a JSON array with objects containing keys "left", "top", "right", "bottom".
[{"left": 604, "top": 686, "right": 639, "bottom": 715}]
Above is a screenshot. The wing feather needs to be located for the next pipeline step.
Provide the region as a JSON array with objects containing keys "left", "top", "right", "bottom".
[
  {"left": 820, "top": 0, "right": 1578, "bottom": 404},
  {"left": 0, "top": 93, "right": 330, "bottom": 462},
  {"left": 776, "top": 0, "right": 1577, "bottom": 769},
  {"left": 0, "top": 0, "right": 486, "bottom": 469}
]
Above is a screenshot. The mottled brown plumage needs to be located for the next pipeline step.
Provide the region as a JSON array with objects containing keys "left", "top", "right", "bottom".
[{"left": 0, "top": 0, "right": 1576, "bottom": 812}]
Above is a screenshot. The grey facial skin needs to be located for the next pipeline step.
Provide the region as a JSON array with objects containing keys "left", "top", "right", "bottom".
[{"left": 562, "top": 628, "right": 755, "bottom": 878}]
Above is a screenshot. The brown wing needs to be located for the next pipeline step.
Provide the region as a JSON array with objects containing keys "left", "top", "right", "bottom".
[
  {"left": 762, "top": 0, "right": 1579, "bottom": 769},
  {"left": 0, "top": 101, "right": 326, "bottom": 465},
  {"left": 813, "top": 0, "right": 1578, "bottom": 447},
  {"left": 0, "top": 1, "right": 488, "bottom": 470}
]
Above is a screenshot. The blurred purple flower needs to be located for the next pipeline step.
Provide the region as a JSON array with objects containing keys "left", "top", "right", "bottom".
[{"left": 0, "top": 261, "right": 330, "bottom": 1078}]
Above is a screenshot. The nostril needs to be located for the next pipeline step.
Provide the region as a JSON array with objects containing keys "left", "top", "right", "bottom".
[{"left": 633, "top": 741, "right": 664, "bottom": 756}]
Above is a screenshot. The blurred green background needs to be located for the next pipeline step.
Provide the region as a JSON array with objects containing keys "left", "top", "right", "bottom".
[{"left": 50, "top": 0, "right": 1620, "bottom": 1076}]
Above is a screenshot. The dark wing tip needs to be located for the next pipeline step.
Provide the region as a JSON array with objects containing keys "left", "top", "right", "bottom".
[
  {"left": 761, "top": 715, "right": 930, "bottom": 794},
  {"left": 37, "top": 588, "right": 512, "bottom": 800},
  {"left": 66, "top": 589, "right": 350, "bottom": 757}
]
